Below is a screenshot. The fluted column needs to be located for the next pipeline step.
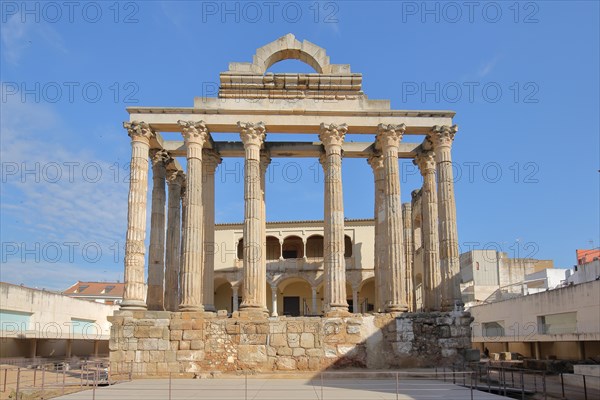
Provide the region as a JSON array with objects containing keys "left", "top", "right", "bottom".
[
  {"left": 179, "top": 176, "right": 186, "bottom": 306},
  {"left": 202, "top": 150, "right": 221, "bottom": 312},
  {"left": 260, "top": 150, "right": 271, "bottom": 315},
  {"left": 146, "top": 149, "right": 171, "bottom": 310},
  {"left": 402, "top": 203, "right": 414, "bottom": 312},
  {"left": 121, "top": 122, "right": 154, "bottom": 310},
  {"left": 178, "top": 120, "right": 209, "bottom": 312},
  {"left": 376, "top": 123, "right": 408, "bottom": 312},
  {"left": 368, "top": 153, "right": 386, "bottom": 312},
  {"left": 311, "top": 287, "right": 318, "bottom": 315},
  {"left": 415, "top": 152, "right": 442, "bottom": 311},
  {"left": 165, "top": 170, "right": 183, "bottom": 312},
  {"left": 429, "top": 125, "right": 463, "bottom": 310},
  {"left": 319, "top": 123, "right": 349, "bottom": 316},
  {"left": 239, "top": 121, "right": 268, "bottom": 314}
]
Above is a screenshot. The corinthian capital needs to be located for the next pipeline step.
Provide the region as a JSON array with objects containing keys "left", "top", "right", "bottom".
[
  {"left": 124, "top": 121, "right": 155, "bottom": 141},
  {"left": 178, "top": 120, "right": 209, "bottom": 145},
  {"left": 167, "top": 170, "right": 185, "bottom": 187},
  {"left": 375, "top": 123, "right": 406, "bottom": 150},
  {"left": 202, "top": 149, "right": 222, "bottom": 174},
  {"left": 238, "top": 121, "right": 266, "bottom": 147},
  {"left": 319, "top": 123, "right": 347, "bottom": 148},
  {"left": 413, "top": 151, "right": 436, "bottom": 175},
  {"left": 150, "top": 149, "right": 172, "bottom": 167},
  {"left": 367, "top": 152, "right": 384, "bottom": 172},
  {"left": 429, "top": 125, "right": 458, "bottom": 148}
]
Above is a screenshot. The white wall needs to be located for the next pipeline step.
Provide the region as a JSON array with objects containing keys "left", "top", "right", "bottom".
[{"left": 0, "top": 282, "right": 117, "bottom": 340}]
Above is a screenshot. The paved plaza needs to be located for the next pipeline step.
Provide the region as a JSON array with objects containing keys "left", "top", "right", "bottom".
[{"left": 57, "top": 377, "right": 506, "bottom": 399}]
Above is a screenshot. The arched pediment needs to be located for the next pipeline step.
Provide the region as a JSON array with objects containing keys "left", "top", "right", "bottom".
[{"left": 226, "top": 33, "right": 351, "bottom": 75}]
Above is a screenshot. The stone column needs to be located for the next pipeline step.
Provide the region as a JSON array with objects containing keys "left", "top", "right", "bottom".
[
  {"left": 402, "top": 203, "right": 414, "bottom": 312},
  {"left": 232, "top": 285, "right": 239, "bottom": 312},
  {"left": 367, "top": 153, "right": 386, "bottom": 312},
  {"left": 429, "top": 125, "right": 463, "bottom": 310},
  {"left": 179, "top": 176, "right": 186, "bottom": 306},
  {"left": 146, "top": 149, "right": 171, "bottom": 310},
  {"left": 121, "top": 121, "right": 154, "bottom": 310},
  {"left": 270, "top": 286, "right": 278, "bottom": 317},
  {"left": 376, "top": 123, "right": 408, "bottom": 312},
  {"left": 238, "top": 121, "right": 268, "bottom": 315},
  {"left": 415, "top": 151, "right": 442, "bottom": 311},
  {"left": 311, "top": 287, "right": 318, "bottom": 315},
  {"left": 259, "top": 150, "right": 271, "bottom": 315},
  {"left": 202, "top": 149, "right": 221, "bottom": 312},
  {"left": 177, "top": 120, "right": 209, "bottom": 312},
  {"left": 165, "top": 170, "right": 183, "bottom": 312},
  {"left": 352, "top": 288, "right": 359, "bottom": 314},
  {"left": 319, "top": 123, "right": 349, "bottom": 316}
]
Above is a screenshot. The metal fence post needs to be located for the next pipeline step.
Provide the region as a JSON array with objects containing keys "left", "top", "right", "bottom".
[
  {"left": 15, "top": 368, "right": 20, "bottom": 398},
  {"left": 62, "top": 365, "right": 66, "bottom": 396},
  {"left": 169, "top": 372, "right": 172, "bottom": 400},
  {"left": 543, "top": 371, "right": 547, "bottom": 400},
  {"left": 470, "top": 372, "right": 474, "bottom": 400},
  {"left": 583, "top": 374, "right": 588, "bottom": 400},
  {"left": 41, "top": 364, "right": 46, "bottom": 399},
  {"left": 33, "top": 368, "right": 37, "bottom": 387},
  {"left": 320, "top": 372, "right": 323, "bottom": 400},
  {"left": 487, "top": 366, "right": 491, "bottom": 393},
  {"left": 521, "top": 369, "right": 525, "bottom": 400},
  {"left": 396, "top": 372, "right": 399, "bottom": 400},
  {"left": 561, "top": 373, "right": 565, "bottom": 399},
  {"left": 3, "top": 368, "right": 7, "bottom": 392},
  {"left": 245, "top": 371, "right": 248, "bottom": 400}
]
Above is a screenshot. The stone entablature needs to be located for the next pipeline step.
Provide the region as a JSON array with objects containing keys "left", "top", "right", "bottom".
[{"left": 109, "top": 310, "right": 473, "bottom": 375}]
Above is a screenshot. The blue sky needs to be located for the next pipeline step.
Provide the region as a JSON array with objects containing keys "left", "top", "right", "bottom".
[{"left": 1, "top": 1, "right": 598, "bottom": 290}]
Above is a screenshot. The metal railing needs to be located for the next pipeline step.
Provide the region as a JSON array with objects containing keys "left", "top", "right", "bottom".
[
  {"left": 1, "top": 359, "right": 125, "bottom": 399},
  {"left": 467, "top": 363, "right": 600, "bottom": 400}
]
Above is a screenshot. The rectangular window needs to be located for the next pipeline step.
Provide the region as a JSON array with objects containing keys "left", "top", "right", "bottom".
[
  {"left": 70, "top": 318, "right": 96, "bottom": 335},
  {"left": 482, "top": 321, "right": 505, "bottom": 337},
  {"left": 0, "top": 309, "right": 32, "bottom": 331},
  {"left": 538, "top": 312, "right": 577, "bottom": 334}
]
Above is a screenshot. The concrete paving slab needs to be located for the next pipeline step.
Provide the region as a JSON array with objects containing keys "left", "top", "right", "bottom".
[{"left": 56, "top": 378, "right": 508, "bottom": 399}]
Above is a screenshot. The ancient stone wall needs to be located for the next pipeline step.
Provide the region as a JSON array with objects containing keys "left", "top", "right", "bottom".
[{"left": 108, "top": 311, "right": 473, "bottom": 376}]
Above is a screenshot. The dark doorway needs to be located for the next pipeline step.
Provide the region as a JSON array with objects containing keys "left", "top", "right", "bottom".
[{"left": 283, "top": 296, "right": 300, "bottom": 316}]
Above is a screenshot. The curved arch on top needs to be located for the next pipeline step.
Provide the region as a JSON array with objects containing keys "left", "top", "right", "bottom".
[
  {"left": 274, "top": 274, "right": 313, "bottom": 291},
  {"left": 358, "top": 276, "right": 375, "bottom": 292},
  {"left": 226, "top": 34, "right": 351, "bottom": 75}
]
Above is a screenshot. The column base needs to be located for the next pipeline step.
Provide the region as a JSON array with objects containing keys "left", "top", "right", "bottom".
[
  {"left": 234, "top": 309, "right": 269, "bottom": 319},
  {"left": 385, "top": 304, "right": 409, "bottom": 313},
  {"left": 325, "top": 306, "right": 350, "bottom": 317},
  {"left": 204, "top": 304, "right": 216, "bottom": 312},
  {"left": 179, "top": 304, "right": 205, "bottom": 312},
  {"left": 120, "top": 300, "right": 147, "bottom": 310}
]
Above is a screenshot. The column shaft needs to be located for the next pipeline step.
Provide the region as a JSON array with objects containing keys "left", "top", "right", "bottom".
[
  {"left": 430, "top": 125, "right": 463, "bottom": 310},
  {"left": 147, "top": 150, "right": 170, "bottom": 310},
  {"left": 368, "top": 154, "right": 386, "bottom": 312},
  {"left": 415, "top": 152, "right": 442, "bottom": 311},
  {"left": 165, "top": 171, "right": 183, "bottom": 312},
  {"left": 311, "top": 287, "right": 318, "bottom": 315},
  {"left": 232, "top": 286, "right": 239, "bottom": 312},
  {"left": 179, "top": 177, "right": 187, "bottom": 307},
  {"left": 402, "top": 203, "right": 414, "bottom": 311},
  {"left": 377, "top": 124, "right": 408, "bottom": 312},
  {"left": 239, "top": 122, "right": 268, "bottom": 314},
  {"left": 121, "top": 122, "right": 154, "bottom": 310},
  {"left": 178, "top": 121, "right": 209, "bottom": 312},
  {"left": 271, "top": 287, "right": 278, "bottom": 317},
  {"left": 320, "top": 123, "right": 349, "bottom": 316},
  {"left": 202, "top": 150, "right": 221, "bottom": 312}
]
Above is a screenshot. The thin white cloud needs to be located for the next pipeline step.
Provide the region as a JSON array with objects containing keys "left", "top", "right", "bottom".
[
  {"left": 1, "top": 15, "right": 67, "bottom": 66},
  {"left": 477, "top": 55, "right": 501, "bottom": 78}
]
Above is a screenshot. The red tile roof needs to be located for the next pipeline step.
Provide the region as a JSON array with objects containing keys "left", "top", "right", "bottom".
[{"left": 63, "top": 281, "right": 124, "bottom": 297}]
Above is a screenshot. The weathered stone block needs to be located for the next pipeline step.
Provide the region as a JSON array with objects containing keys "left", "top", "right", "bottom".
[
  {"left": 170, "top": 330, "right": 183, "bottom": 341},
  {"left": 139, "top": 339, "right": 159, "bottom": 350},
  {"left": 276, "top": 347, "right": 292, "bottom": 356},
  {"left": 271, "top": 333, "right": 287, "bottom": 346},
  {"left": 190, "top": 340, "right": 205, "bottom": 350},
  {"left": 300, "top": 333, "right": 314, "bottom": 348},
  {"left": 182, "top": 330, "right": 203, "bottom": 340},
  {"left": 288, "top": 333, "right": 300, "bottom": 348},
  {"left": 293, "top": 348, "right": 306, "bottom": 356},
  {"left": 238, "top": 345, "right": 267, "bottom": 363},
  {"left": 177, "top": 350, "right": 205, "bottom": 361},
  {"left": 276, "top": 357, "right": 296, "bottom": 370}
]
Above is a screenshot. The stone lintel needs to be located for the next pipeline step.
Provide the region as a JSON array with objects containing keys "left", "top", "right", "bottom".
[{"left": 161, "top": 141, "right": 420, "bottom": 159}]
